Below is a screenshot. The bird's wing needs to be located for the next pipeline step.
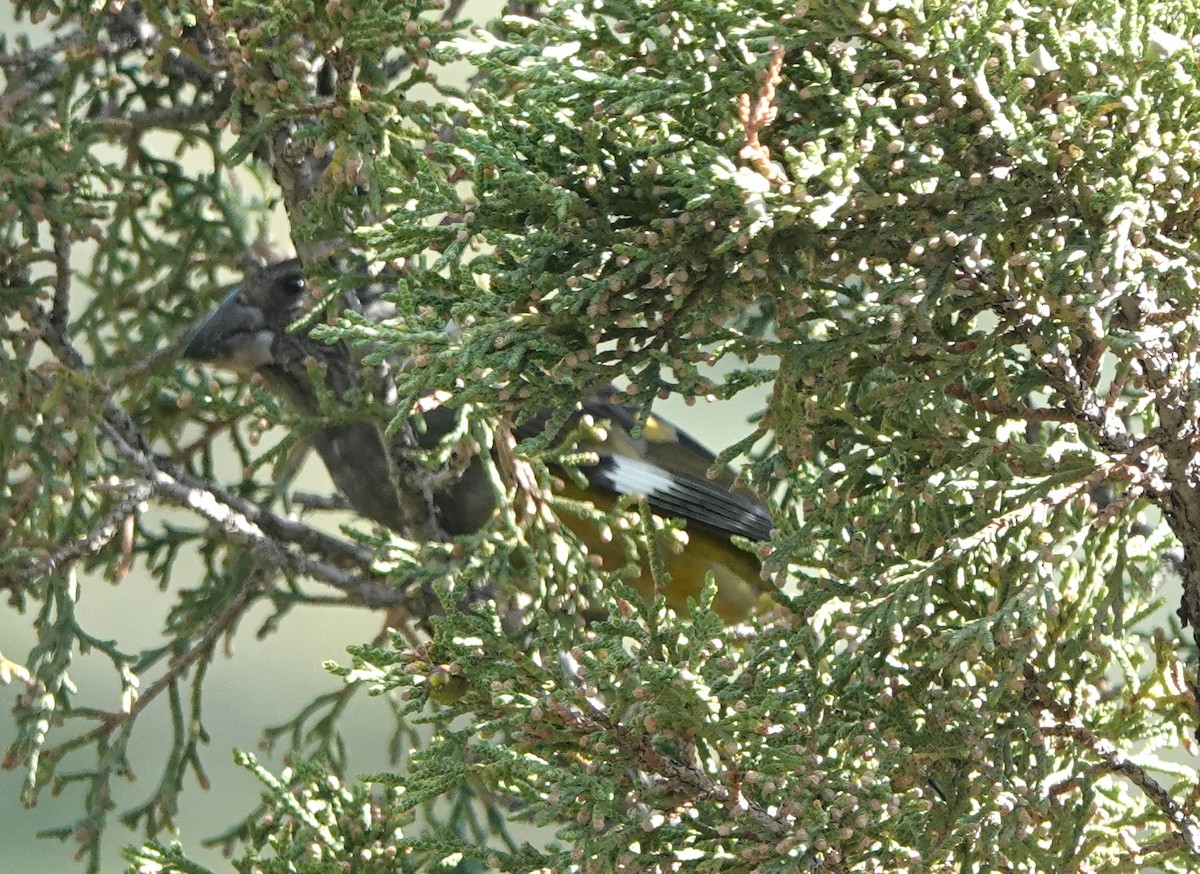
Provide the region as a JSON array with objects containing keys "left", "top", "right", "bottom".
[{"left": 565, "top": 388, "right": 773, "bottom": 543}]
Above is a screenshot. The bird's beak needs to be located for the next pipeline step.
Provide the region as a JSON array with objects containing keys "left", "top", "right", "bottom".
[{"left": 184, "top": 289, "right": 275, "bottom": 373}]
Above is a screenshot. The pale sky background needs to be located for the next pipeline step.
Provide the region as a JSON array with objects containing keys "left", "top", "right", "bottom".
[{"left": 0, "top": 4, "right": 771, "bottom": 871}]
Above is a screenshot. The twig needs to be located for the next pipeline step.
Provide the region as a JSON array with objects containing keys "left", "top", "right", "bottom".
[
  {"left": 99, "top": 417, "right": 410, "bottom": 609},
  {"left": 944, "top": 384, "right": 1079, "bottom": 423},
  {"left": 102, "top": 79, "right": 233, "bottom": 137},
  {"left": 49, "top": 222, "right": 71, "bottom": 339},
  {"left": 0, "top": 29, "right": 86, "bottom": 67},
  {"left": 1032, "top": 673, "right": 1200, "bottom": 855},
  {"left": 26, "top": 482, "right": 152, "bottom": 579},
  {"left": 292, "top": 491, "right": 354, "bottom": 512},
  {"left": 737, "top": 46, "right": 788, "bottom": 187},
  {"left": 106, "top": 563, "right": 268, "bottom": 731},
  {"left": 544, "top": 697, "right": 787, "bottom": 840}
]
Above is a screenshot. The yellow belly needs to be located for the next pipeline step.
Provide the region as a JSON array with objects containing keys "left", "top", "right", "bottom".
[{"left": 553, "top": 481, "right": 769, "bottom": 623}]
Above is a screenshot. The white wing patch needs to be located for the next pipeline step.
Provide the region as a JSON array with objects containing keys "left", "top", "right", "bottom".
[
  {"left": 600, "top": 455, "right": 676, "bottom": 499},
  {"left": 584, "top": 451, "right": 773, "bottom": 542}
]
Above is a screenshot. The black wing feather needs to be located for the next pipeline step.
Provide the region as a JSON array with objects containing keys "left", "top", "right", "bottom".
[{"left": 584, "top": 455, "right": 773, "bottom": 542}]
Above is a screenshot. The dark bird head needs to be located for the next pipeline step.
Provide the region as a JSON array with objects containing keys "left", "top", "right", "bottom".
[
  {"left": 184, "top": 259, "right": 355, "bottom": 414},
  {"left": 184, "top": 258, "right": 455, "bottom": 536}
]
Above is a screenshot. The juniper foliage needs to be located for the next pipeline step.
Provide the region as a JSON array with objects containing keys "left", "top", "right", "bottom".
[{"left": 2, "top": 0, "right": 1199, "bottom": 872}]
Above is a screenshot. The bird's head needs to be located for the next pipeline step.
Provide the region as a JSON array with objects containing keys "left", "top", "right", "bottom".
[{"left": 185, "top": 259, "right": 356, "bottom": 414}]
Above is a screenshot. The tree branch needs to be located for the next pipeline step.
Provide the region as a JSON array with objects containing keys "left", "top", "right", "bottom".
[{"left": 1031, "top": 673, "right": 1200, "bottom": 855}]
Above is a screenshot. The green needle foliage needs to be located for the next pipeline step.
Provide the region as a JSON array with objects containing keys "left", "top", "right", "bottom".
[{"left": 2, "top": 0, "right": 1200, "bottom": 871}]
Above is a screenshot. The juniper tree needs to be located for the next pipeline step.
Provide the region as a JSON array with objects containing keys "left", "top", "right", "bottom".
[{"left": 3, "top": 0, "right": 1200, "bottom": 872}]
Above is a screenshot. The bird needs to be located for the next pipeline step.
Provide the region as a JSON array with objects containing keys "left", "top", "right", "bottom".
[{"left": 183, "top": 258, "right": 775, "bottom": 621}]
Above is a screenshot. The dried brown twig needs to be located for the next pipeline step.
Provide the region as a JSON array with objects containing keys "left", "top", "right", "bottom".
[{"left": 737, "top": 46, "right": 788, "bottom": 187}]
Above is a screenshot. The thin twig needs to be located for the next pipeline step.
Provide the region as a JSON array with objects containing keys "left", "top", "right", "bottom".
[
  {"left": 737, "top": 46, "right": 788, "bottom": 187},
  {"left": 103, "top": 79, "right": 233, "bottom": 137},
  {"left": 1032, "top": 673, "right": 1200, "bottom": 855},
  {"left": 29, "top": 482, "right": 152, "bottom": 578},
  {"left": 19, "top": 289, "right": 416, "bottom": 611},
  {"left": 49, "top": 222, "right": 71, "bottom": 340},
  {"left": 544, "top": 696, "right": 787, "bottom": 840},
  {"left": 944, "top": 383, "right": 1080, "bottom": 423},
  {"left": 99, "top": 417, "right": 410, "bottom": 609},
  {"left": 107, "top": 564, "right": 268, "bottom": 731},
  {"left": 0, "top": 29, "right": 86, "bottom": 67}
]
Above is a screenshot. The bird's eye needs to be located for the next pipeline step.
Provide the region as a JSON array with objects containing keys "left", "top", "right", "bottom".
[{"left": 281, "top": 276, "right": 307, "bottom": 297}]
